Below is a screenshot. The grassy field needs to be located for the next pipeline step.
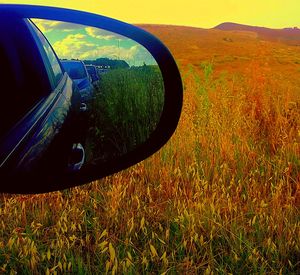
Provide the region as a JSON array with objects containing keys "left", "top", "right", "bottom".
[
  {"left": 0, "top": 26, "right": 300, "bottom": 274},
  {"left": 85, "top": 65, "right": 164, "bottom": 163}
]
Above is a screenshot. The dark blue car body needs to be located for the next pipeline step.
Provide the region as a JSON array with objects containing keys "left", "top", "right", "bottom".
[{"left": 0, "top": 14, "right": 84, "bottom": 189}]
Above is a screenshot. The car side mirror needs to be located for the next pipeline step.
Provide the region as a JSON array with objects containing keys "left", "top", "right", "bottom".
[{"left": 0, "top": 4, "right": 182, "bottom": 194}]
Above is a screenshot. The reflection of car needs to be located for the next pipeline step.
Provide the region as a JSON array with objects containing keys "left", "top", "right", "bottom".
[
  {"left": 85, "top": 64, "right": 100, "bottom": 86},
  {"left": 61, "top": 60, "right": 94, "bottom": 101},
  {"left": 96, "top": 65, "right": 111, "bottom": 75},
  {"left": 0, "top": 14, "right": 86, "bottom": 186}
]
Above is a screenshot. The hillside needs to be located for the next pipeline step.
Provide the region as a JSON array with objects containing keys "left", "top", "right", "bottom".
[
  {"left": 137, "top": 24, "right": 300, "bottom": 90},
  {"left": 215, "top": 22, "right": 300, "bottom": 44}
]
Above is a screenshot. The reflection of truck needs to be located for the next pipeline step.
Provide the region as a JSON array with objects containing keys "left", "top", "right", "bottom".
[
  {"left": 85, "top": 65, "right": 100, "bottom": 86},
  {"left": 61, "top": 60, "right": 94, "bottom": 102},
  {"left": 96, "top": 65, "right": 111, "bottom": 75}
]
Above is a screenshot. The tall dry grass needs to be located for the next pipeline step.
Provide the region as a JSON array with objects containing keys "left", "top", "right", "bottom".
[{"left": 0, "top": 57, "right": 300, "bottom": 273}]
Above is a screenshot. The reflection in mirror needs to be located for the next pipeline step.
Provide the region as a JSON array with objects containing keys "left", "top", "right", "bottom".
[{"left": 32, "top": 19, "right": 164, "bottom": 166}]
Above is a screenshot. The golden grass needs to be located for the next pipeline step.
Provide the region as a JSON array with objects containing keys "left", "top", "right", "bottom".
[{"left": 0, "top": 26, "right": 300, "bottom": 274}]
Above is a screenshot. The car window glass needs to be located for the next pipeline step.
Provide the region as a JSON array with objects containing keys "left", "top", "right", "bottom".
[
  {"left": 27, "top": 20, "right": 63, "bottom": 88},
  {"left": 0, "top": 17, "right": 51, "bottom": 139}
]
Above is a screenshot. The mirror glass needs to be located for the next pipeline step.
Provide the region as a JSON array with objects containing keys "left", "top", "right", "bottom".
[{"left": 32, "top": 19, "right": 164, "bottom": 167}]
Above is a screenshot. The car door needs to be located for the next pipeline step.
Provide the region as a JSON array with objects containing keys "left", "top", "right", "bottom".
[{"left": 0, "top": 16, "right": 81, "bottom": 186}]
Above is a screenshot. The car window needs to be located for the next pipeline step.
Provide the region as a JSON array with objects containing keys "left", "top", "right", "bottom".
[
  {"left": 26, "top": 20, "right": 63, "bottom": 88},
  {"left": 0, "top": 16, "right": 52, "bottom": 139}
]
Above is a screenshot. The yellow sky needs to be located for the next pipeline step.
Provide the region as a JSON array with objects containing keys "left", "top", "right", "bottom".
[{"left": 1, "top": 0, "right": 299, "bottom": 29}]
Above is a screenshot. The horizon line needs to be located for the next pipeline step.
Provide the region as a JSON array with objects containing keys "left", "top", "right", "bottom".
[{"left": 134, "top": 22, "right": 300, "bottom": 31}]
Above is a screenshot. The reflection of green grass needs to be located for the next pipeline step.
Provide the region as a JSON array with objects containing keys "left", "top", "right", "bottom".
[{"left": 86, "top": 65, "right": 164, "bottom": 162}]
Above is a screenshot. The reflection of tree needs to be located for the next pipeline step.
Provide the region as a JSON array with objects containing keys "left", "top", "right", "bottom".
[{"left": 84, "top": 58, "right": 129, "bottom": 69}]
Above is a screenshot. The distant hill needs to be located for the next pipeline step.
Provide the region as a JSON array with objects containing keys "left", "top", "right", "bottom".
[
  {"left": 214, "top": 22, "right": 300, "bottom": 44},
  {"left": 135, "top": 23, "right": 300, "bottom": 81},
  {"left": 135, "top": 24, "right": 266, "bottom": 68}
]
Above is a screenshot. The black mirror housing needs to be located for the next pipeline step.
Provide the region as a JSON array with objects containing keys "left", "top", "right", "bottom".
[{"left": 0, "top": 4, "right": 182, "bottom": 193}]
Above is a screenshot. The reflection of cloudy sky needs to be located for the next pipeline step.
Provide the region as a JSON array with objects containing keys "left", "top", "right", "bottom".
[
  {"left": 85, "top": 27, "right": 125, "bottom": 40},
  {"left": 32, "top": 19, "right": 84, "bottom": 33},
  {"left": 32, "top": 19, "right": 157, "bottom": 66}
]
